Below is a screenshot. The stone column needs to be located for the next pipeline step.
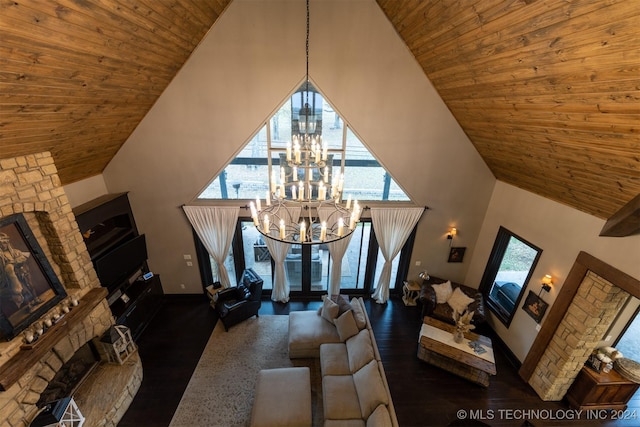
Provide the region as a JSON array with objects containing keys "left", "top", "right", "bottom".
[{"left": 529, "top": 271, "right": 629, "bottom": 400}]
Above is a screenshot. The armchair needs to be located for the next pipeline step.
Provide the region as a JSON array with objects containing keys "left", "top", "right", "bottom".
[{"left": 214, "top": 268, "right": 264, "bottom": 331}]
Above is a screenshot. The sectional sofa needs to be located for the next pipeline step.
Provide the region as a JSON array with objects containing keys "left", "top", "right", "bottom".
[{"left": 288, "top": 296, "right": 399, "bottom": 426}]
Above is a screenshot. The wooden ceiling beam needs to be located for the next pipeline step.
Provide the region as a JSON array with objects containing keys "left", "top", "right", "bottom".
[{"left": 600, "top": 193, "right": 640, "bottom": 237}]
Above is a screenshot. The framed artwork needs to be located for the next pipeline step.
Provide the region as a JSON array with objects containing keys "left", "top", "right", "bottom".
[
  {"left": 448, "top": 247, "right": 466, "bottom": 263},
  {"left": 522, "top": 290, "right": 548, "bottom": 323},
  {"left": 0, "top": 214, "right": 67, "bottom": 340}
]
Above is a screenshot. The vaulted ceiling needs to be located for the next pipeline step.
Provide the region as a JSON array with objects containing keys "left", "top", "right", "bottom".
[{"left": 1, "top": 0, "right": 638, "bottom": 221}]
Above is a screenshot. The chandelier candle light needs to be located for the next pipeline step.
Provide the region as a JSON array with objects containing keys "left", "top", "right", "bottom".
[{"left": 249, "top": 0, "right": 361, "bottom": 245}]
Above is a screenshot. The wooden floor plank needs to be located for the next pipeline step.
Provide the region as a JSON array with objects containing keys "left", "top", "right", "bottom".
[{"left": 118, "top": 295, "right": 640, "bottom": 427}]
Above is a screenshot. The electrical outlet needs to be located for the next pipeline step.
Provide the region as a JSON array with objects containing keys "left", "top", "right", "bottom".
[
  {"left": 186, "top": 261, "right": 193, "bottom": 267},
  {"left": 535, "top": 324, "right": 541, "bottom": 332},
  {"left": 605, "top": 335, "right": 612, "bottom": 342},
  {"left": 183, "top": 254, "right": 192, "bottom": 260},
  {"left": 180, "top": 284, "right": 185, "bottom": 289},
  {"left": 415, "top": 260, "right": 421, "bottom": 266}
]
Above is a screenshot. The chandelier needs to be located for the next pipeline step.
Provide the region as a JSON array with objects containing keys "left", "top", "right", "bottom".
[{"left": 249, "top": 0, "right": 361, "bottom": 244}]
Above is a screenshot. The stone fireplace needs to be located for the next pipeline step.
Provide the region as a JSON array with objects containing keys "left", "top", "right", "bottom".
[
  {"left": 528, "top": 271, "right": 629, "bottom": 400},
  {"left": 0, "top": 152, "right": 141, "bottom": 426},
  {"left": 520, "top": 251, "right": 640, "bottom": 402}
]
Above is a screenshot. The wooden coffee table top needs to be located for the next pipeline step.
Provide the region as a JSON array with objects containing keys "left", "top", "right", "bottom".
[{"left": 419, "top": 316, "right": 497, "bottom": 376}]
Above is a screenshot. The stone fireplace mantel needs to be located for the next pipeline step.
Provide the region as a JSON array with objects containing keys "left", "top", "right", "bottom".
[
  {"left": 0, "top": 287, "right": 107, "bottom": 391},
  {"left": 0, "top": 152, "right": 141, "bottom": 426}
]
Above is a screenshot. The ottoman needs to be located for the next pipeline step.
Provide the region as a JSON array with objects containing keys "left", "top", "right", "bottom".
[{"left": 250, "top": 367, "right": 311, "bottom": 427}]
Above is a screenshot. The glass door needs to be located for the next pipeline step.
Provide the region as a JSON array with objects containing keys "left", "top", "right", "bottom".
[
  {"left": 195, "top": 218, "right": 414, "bottom": 299},
  {"left": 616, "top": 305, "right": 640, "bottom": 359}
]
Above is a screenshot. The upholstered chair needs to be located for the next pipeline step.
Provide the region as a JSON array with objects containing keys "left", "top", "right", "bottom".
[{"left": 214, "top": 269, "right": 263, "bottom": 331}]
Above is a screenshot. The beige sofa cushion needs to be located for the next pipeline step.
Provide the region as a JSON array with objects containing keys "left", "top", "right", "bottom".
[
  {"left": 346, "top": 329, "right": 374, "bottom": 373},
  {"left": 323, "top": 375, "right": 362, "bottom": 420},
  {"left": 352, "top": 360, "right": 389, "bottom": 419},
  {"left": 289, "top": 310, "right": 341, "bottom": 358},
  {"left": 335, "top": 310, "right": 359, "bottom": 341},
  {"left": 350, "top": 298, "right": 367, "bottom": 330},
  {"left": 331, "top": 294, "right": 354, "bottom": 315},
  {"left": 366, "top": 404, "right": 392, "bottom": 427},
  {"left": 321, "top": 296, "right": 340, "bottom": 322},
  {"left": 320, "top": 343, "right": 350, "bottom": 376},
  {"left": 250, "top": 367, "right": 311, "bottom": 427}
]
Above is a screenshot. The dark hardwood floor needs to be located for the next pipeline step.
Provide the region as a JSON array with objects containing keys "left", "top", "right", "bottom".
[{"left": 118, "top": 294, "right": 639, "bottom": 427}]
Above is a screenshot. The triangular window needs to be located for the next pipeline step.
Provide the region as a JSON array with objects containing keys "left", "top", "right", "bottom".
[{"left": 198, "top": 82, "right": 410, "bottom": 202}]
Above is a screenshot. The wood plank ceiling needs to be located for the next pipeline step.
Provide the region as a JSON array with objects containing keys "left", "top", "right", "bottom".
[
  {"left": 0, "top": 0, "right": 231, "bottom": 183},
  {"left": 376, "top": 0, "right": 639, "bottom": 220},
  {"left": 1, "top": 0, "right": 638, "bottom": 221}
]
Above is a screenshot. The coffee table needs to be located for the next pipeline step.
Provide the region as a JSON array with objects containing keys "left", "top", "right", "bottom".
[{"left": 418, "top": 316, "right": 496, "bottom": 387}]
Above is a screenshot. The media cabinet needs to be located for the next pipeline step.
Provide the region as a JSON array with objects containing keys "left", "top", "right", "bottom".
[{"left": 73, "top": 193, "right": 163, "bottom": 340}]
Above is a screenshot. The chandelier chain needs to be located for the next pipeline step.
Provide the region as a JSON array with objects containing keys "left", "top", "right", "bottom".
[
  {"left": 305, "top": 0, "right": 310, "bottom": 107},
  {"left": 250, "top": 0, "right": 362, "bottom": 244}
]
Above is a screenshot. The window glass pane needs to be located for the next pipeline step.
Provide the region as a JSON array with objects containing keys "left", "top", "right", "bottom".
[
  {"left": 343, "top": 128, "right": 408, "bottom": 202},
  {"left": 270, "top": 99, "right": 292, "bottom": 148},
  {"left": 197, "top": 83, "right": 410, "bottom": 202},
  {"left": 327, "top": 221, "right": 370, "bottom": 290},
  {"left": 285, "top": 244, "right": 303, "bottom": 291},
  {"left": 482, "top": 228, "right": 542, "bottom": 325},
  {"left": 240, "top": 220, "right": 273, "bottom": 290},
  {"left": 616, "top": 305, "right": 640, "bottom": 357},
  {"left": 199, "top": 127, "right": 270, "bottom": 200},
  {"left": 317, "top": 247, "right": 330, "bottom": 292}
]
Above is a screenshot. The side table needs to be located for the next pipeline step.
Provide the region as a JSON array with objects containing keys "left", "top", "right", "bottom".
[
  {"left": 206, "top": 284, "right": 224, "bottom": 307},
  {"left": 402, "top": 281, "right": 422, "bottom": 306},
  {"left": 566, "top": 365, "right": 640, "bottom": 410}
]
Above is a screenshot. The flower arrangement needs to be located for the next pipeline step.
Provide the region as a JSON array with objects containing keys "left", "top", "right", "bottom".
[{"left": 452, "top": 309, "right": 475, "bottom": 343}]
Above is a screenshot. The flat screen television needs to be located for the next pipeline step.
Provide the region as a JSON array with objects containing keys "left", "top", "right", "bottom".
[{"left": 95, "top": 234, "right": 148, "bottom": 293}]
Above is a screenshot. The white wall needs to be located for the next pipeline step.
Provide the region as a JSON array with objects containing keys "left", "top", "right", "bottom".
[
  {"left": 63, "top": 175, "right": 108, "bottom": 208},
  {"left": 465, "top": 181, "right": 640, "bottom": 362},
  {"left": 102, "top": 0, "right": 494, "bottom": 294}
]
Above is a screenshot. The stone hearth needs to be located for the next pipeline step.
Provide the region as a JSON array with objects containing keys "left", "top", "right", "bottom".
[{"left": 0, "top": 152, "right": 140, "bottom": 426}]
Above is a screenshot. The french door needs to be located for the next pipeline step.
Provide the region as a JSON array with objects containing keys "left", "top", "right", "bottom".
[{"left": 194, "top": 217, "right": 415, "bottom": 299}]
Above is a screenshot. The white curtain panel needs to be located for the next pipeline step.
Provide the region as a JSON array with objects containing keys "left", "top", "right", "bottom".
[
  {"left": 264, "top": 238, "right": 291, "bottom": 302},
  {"left": 183, "top": 206, "right": 239, "bottom": 288},
  {"left": 326, "top": 233, "right": 354, "bottom": 295},
  {"left": 317, "top": 206, "right": 353, "bottom": 295},
  {"left": 264, "top": 206, "right": 302, "bottom": 302},
  {"left": 370, "top": 207, "right": 424, "bottom": 304}
]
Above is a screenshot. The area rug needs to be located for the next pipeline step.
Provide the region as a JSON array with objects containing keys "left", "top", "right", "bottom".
[{"left": 169, "top": 315, "right": 321, "bottom": 427}]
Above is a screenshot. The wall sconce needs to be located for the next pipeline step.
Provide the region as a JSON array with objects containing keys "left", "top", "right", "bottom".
[
  {"left": 447, "top": 227, "right": 457, "bottom": 246},
  {"left": 540, "top": 274, "right": 553, "bottom": 293}
]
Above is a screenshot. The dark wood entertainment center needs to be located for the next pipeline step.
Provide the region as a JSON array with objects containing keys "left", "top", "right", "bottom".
[{"left": 73, "top": 192, "right": 163, "bottom": 340}]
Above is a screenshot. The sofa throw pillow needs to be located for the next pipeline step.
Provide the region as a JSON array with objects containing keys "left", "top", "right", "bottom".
[
  {"left": 331, "top": 294, "right": 353, "bottom": 315},
  {"left": 350, "top": 297, "right": 367, "bottom": 330},
  {"left": 318, "top": 294, "right": 329, "bottom": 315},
  {"left": 366, "top": 404, "right": 393, "bottom": 427},
  {"left": 334, "top": 310, "right": 359, "bottom": 342},
  {"left": 432, "top": 280, "right": 453, "bottom": 304},
  {"left": 321, "top": 296, "right": 340, "bottom": 323},
  {"left": 447, "top": 286, "right": 475, "bottom": 314},
  {"left": 353, "top": 360, "right": 389, "bottom": 419}
]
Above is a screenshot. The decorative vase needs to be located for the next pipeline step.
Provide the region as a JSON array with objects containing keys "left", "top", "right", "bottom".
[{"left": 453, "top": 329, "right": 464, "bottom": 343}]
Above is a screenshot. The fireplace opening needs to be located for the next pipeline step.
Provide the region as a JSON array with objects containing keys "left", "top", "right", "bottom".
[{"left": 37, "top": 341, "right": 100, "bottom": 407}]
